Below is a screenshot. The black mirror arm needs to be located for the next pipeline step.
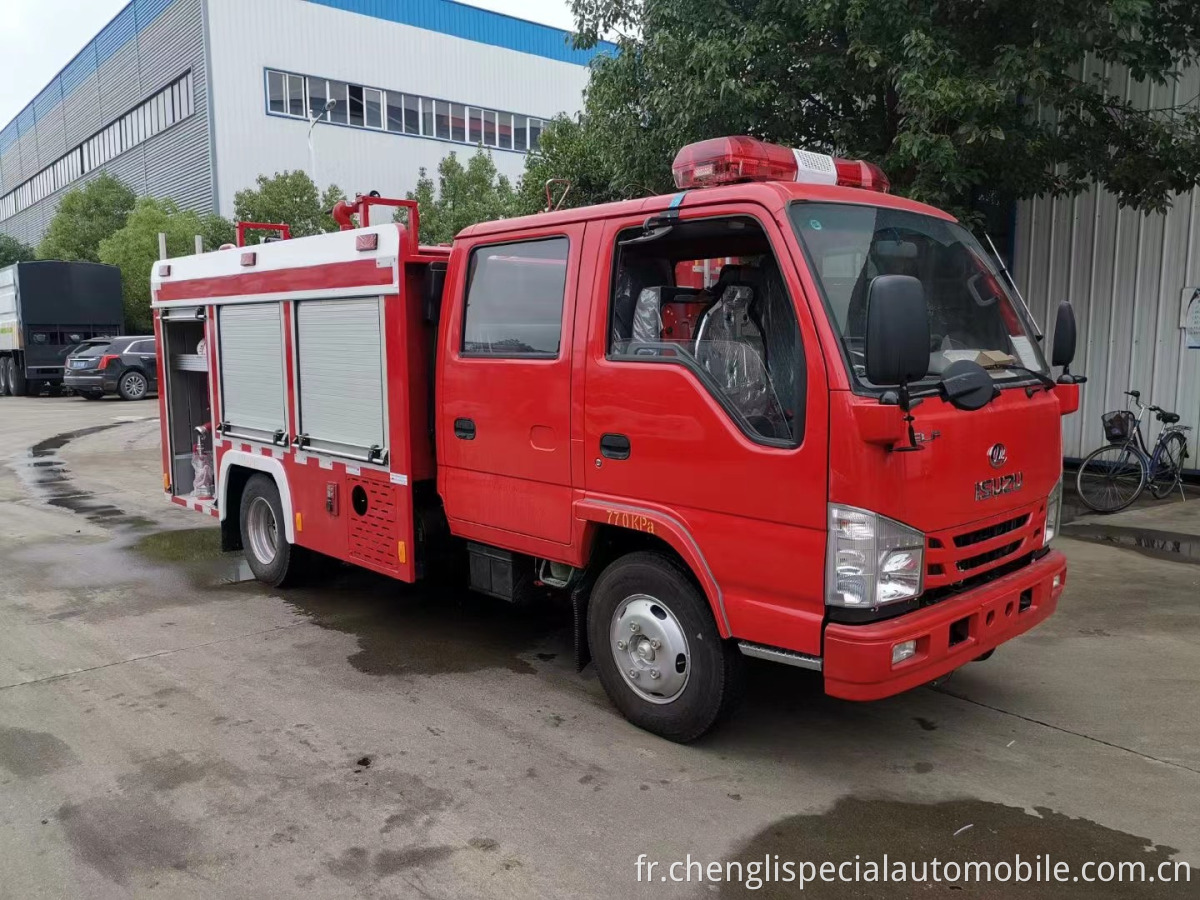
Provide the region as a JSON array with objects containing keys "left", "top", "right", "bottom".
[{"left": 880, "top": 380, "right": 925, "bottom": 453}]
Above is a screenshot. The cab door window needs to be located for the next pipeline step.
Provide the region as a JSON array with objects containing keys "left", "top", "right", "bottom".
[{"left": 607, "top": 216, "right": 805, "bottom": 444}]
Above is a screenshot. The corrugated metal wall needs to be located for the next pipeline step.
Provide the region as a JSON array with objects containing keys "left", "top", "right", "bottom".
[
  {"left": 1014, "top": 63, "right": 1200, "bottom": 471},
  {"left": 0, "top": 0, "right": 213, "bottom": 248}
]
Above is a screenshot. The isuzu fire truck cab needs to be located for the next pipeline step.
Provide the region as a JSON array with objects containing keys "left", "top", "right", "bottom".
[{"left": 153, "top": 136, "right": 1082, "bottom": 741}]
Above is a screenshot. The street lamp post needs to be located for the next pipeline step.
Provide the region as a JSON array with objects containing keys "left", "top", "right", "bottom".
[{"left": 307, "top": 99, "right": 337, "bottom": 187}]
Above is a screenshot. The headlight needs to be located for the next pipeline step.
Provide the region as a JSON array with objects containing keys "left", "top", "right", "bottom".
[
  {"left": 1044, "top": 477, "right": 1062, "bottom": 545},
  {"left": 827, "top": 505, "right": 925, "bottom": 610}
]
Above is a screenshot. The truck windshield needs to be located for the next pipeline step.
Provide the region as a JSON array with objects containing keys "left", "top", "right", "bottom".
[{"left": 789, "top": 202, "right": 1048, "bottom": 387}]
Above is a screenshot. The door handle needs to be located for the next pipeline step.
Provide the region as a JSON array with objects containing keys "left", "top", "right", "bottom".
[
  {"left": 600, "top": 433, "right": 631, "bottom": 460},
  {"left": 454, "top": 418, "right": 476, "bottom": 440}
]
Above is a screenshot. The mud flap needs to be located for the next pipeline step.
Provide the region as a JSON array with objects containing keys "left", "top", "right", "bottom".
[{"left": 570, "top": 574, "right": 594, "bottom": 672}]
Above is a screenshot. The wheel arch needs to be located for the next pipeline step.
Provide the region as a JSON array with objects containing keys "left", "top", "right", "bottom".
[
  {"left": 575, "top": 501, "right": 730, "bottom": 637},
  {"left": 219, "top": 451, "right": 295, "bottom": 544}
]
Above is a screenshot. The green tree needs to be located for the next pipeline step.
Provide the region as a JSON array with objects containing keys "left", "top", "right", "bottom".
[
  {"left": 543, "top": 0, "right": 1200, "bottom": 221},
  {"left": 37, "top": 172, "right": 136, "bottom": 261},
  {"left": 233, "top": 170, "right": 346, "bottom": 240},
  {"left": 403, "top": 149, "right": 522, "bottom": 244},
  {"left": 97, "top": 197, "right": 235, "bottom": 332},
  {"left": 0, "top": 234, "right": 35, "bottom": 268}
]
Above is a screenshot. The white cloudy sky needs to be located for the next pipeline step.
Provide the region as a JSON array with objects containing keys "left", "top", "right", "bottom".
[{"left": 0, "top": 0, "right": 578, "bottom": 125}]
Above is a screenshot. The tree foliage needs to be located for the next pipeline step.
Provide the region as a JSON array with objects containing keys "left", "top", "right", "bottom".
[
  {"left": 97, "top": 197, "right": 234, "bottom": 332},
  {"left": 0, "top": 234, "right": 35, "bottom": 268},
  {"left": 37, "top": 172, "right": 136, "bottom": 261},
  {"left": 404, "top": 150, "right": 523, "bottom": 244},
  {"left": 544, "top": 0, "right": 1200, "bottom": 221},
  {"left": 233, "top": 170, "right": 346, "bottom": 240}
]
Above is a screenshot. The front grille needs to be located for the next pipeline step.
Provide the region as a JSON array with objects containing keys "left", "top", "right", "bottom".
[
  {"left": 954, "top": 514, "right": 1029, "bottom": 548},
  {"left": 921, "top": 552, "right": 1037, "bottom": 606},
  {"left": 957, "top": 540, "right": 1022, "bottom": 572}
]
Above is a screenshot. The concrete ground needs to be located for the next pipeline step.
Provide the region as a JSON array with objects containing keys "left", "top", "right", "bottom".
[{"left": 1, "top": 395, "right": 1198, "bottom": 899}]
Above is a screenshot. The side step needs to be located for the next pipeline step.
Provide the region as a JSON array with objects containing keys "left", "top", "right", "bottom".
[{"left": 737, "top": 641, "right": 823, "bottom": 672}]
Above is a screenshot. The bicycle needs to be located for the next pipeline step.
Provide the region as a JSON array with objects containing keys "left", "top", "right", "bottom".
[{"left": 1075, "top": 390, "right": 1192, "bottom": 513}]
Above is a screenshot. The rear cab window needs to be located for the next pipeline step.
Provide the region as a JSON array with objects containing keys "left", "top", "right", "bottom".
[{"left": 462, "top": 238, "right": 570, "bottom": 358}]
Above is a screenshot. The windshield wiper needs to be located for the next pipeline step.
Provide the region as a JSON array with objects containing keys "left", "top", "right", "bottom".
[{"left": 985, "top": 361, "right": 1055, "bottom": 391}]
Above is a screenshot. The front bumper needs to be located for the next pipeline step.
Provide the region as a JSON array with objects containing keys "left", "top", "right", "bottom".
[
  {"left": 64, "top": 373, "right": 115, "bottom": 392},
  {"left": 822, "top": 549, "right": 1066, "bottom": 701}
]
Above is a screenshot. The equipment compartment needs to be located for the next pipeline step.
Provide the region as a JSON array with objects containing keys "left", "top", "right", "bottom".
[{"left": 160, "top": 308, "right": 213, "bottom": 498}]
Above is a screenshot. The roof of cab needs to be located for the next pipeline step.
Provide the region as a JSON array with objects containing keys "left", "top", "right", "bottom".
[{"left": 456, "top": 180, "right": 956, "bottom": 241}]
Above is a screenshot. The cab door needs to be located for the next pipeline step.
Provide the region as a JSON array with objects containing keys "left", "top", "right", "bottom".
[
  {"left": 438, "top": 224, "right": 585, "bottom": 550},
  {"left": 579, "top": 203, "right": 831, "bottom": 654}
]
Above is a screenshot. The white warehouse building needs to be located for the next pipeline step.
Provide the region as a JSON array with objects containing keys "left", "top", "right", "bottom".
[{"left": 0, "top": 0, "right": 610, "bottom": 247}]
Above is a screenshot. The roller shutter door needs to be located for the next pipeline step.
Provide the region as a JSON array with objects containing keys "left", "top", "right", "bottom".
[
  {"left": 218, "top": 303, "right": 286, "bottom": 441},
  {"left": 296, "top": 297, "right": 386, "bottom": 460}
]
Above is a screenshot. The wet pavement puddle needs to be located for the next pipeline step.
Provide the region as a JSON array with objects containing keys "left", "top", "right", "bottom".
[
  {"left": 12, "top": 425, "right": 154, "bottom": 529},
  {"left": 1061, "top": 523, "right": 1200, "bottom": 565},
  {"left": 725, "top": 796, "right": 1197, "bottom": 898}
]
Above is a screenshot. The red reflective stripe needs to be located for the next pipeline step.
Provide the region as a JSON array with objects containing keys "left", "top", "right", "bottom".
[{"left": 157, "top": 259, "right": 393, "bottom": 300}]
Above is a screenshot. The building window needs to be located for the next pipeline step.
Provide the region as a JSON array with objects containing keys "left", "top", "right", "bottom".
[
  {"left": 403, "top": 95, "right": 420, "bottom": 134},
  {"left": 421, "top": 98, "right": 435, "bottom": 137},
  {"left": 365, "top": 88, "right": 383, "bottom": 129},
  {"left": 309, "top": 78, "right": 328, "bottom": 120},
  {"left": 328, "top": 81, "right": 348, "bottom": 124},
  {"left": 435, "top": 101, "right": 451, "bottom": 140},
  {"left": 259, "top": 67, "right": 552, "bottom": 157},
  {"left": 462, "top": 237, "right": 570, "bottom": 358},
  {"left": 267, "top": 71, "right": 285, "bottom": 114},
  {"left": 450, "top": 103, "right": 466, "bottom": 142}
]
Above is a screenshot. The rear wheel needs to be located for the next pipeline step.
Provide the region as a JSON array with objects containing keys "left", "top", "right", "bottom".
[
  {"left": 587, "top": 551, "right": 743, "bottom": 742},
  {"left": 239, "top": 474, "right": 306, "bottom": 587},
  {"left": 1076, "top": 443, "right": 1146, "bottom": 513},
  {"left": 7, "top": 358, "right": 26, "bottom": 397},
  {"left": 1149, "top": 432, "right": 1189, "bottom": 499},
  {"left": 0, "top": 359, "right": 9, "bottom": 396},
  {"left": 118, "top": 369, "right": 149, "bottom": 401}
]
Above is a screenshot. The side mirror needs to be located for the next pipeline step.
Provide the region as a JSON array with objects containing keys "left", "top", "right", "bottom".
[
  {"left": 1051, "top": 301, "right": 1076, "bottom": 367},
  {"left": 865, "top": 275, "right": 930, "bottom": 387}
]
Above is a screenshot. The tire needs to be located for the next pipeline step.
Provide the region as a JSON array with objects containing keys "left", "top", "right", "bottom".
[
  {"left": 1075, "top": 443, "right": 1147, "bottom": 513},
  {"left": 117, "top": 369, "right": 149, "bottom": 401},
  {"left": 587, "top": 551, "right": 743, "bottom": 742},
  {"left": 1149, "top": 432, "right": 1189, "bottom": 499},
  {"left": 239, "top": 474, "right": 306, "bottom": 588},
  {"left": 8, "top": 358, "right": 26, "bottom": 397},
  {"left": 0, "top": 359, "right": 9, "bottom": 396}
]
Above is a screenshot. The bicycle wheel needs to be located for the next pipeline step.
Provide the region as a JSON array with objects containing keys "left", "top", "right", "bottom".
[
  {"left": 1148, "top": 432, "right": 1189, "bottom": 499},
  {"left": 1075, "top": 444, "right": 1147, "bottom": 513}
]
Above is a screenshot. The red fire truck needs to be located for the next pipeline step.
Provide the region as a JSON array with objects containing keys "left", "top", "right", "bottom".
[{"left": 153, "top": 136, "right": 1082, "bottom": 741}]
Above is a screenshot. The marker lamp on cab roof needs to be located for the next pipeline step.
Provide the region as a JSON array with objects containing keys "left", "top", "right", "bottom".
[{"left": 827, "top": 505, "right": 925, "bottom": 610}]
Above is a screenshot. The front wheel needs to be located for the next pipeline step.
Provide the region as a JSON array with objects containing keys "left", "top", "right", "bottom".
[
  {"left": 0, "top": 359, "right": 9, "bottom": 396},
  {"left": 587, "top": 551, "right": 743, "bottom": 742},
  {"left": 239, "top": 474, "right": 306, "bottom": 587},
  {"left": 1076, "top": 444, "right": 1146, "bottom": 513},
  {"left": 1149, "top": 432, "right": 1189, "bottom": 499}
]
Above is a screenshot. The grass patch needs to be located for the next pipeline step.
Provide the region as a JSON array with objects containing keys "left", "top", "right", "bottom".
[{"left": 134, "top": 527, "right": 223, "bottom": 563}]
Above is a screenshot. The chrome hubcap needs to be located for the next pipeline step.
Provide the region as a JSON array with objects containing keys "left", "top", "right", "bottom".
[
  {"left": 246, "top": 497, "right": 278, "bottom": 565},
  {"left": 124, "top": 373, "right": 147, "bottom": 398},
  {"left": 610, "top": 594, "right": 690, "bottom": 704}
]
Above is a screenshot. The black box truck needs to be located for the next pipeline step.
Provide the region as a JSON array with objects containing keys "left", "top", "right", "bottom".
[{"left": 0, "top": 261, "right": 124, "bottom": 396}]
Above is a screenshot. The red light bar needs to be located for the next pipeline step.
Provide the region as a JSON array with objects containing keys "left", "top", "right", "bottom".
[{"left": 671, "top": 136, "right": 890, "bottom": 193}]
